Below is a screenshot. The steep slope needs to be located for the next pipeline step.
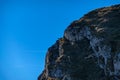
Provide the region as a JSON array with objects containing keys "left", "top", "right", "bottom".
[{"left": 38, "top": 4, "right": 120, "bottom": 80}]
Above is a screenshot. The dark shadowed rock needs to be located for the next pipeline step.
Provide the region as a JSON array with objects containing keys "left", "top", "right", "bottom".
[{"left": 38, "top": 4, "right": 120, "bottom": 80}]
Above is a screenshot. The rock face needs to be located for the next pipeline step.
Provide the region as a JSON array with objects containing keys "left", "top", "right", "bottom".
[{"left": 38, "top": 4, "right": 120, "bottom": 80}]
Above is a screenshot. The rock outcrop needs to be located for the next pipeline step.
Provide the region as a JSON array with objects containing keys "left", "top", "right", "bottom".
[{"left": 38, "top": 4, "right": 120, "bottom": 80}]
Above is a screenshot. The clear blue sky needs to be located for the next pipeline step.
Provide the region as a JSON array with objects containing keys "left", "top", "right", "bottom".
[{"left": 0, "top": 0, "right": 120, "bottom": 80}]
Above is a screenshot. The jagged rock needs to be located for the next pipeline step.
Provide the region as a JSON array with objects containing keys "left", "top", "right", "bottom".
[{"left": 38, "top": 4, "right": 120, "bottom": 80}]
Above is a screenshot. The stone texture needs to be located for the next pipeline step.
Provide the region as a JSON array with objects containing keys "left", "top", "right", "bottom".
[{"left": 38, "top": 4, "right": 120, "bottom": 80}]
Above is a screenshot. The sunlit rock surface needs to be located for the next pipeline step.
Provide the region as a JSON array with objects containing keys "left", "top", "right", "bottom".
[{"left": 38, "top": 4, "right": 120, "bottom": 80}]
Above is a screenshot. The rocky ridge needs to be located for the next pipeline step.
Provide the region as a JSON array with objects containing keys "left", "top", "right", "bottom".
[{"left": 38, "top": 4, "right": 120, "bottom": 80}]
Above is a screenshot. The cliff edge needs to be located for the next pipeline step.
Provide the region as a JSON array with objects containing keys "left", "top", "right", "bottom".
[{"left": 38, "top": 4, "right": 120, "bottom": 80}]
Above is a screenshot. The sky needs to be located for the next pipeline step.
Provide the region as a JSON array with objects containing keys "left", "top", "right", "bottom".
[{"left": 0, "top": 0, "right": 120, "bottom": 80}]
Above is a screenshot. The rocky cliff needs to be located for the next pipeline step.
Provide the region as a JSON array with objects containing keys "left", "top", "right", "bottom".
[{"left": 38, "top": 4, "right": 120, "bottom": 80}]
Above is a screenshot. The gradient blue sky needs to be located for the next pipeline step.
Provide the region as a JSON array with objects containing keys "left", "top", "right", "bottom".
[{"left": 0, "top": 0, "right": 120, "bottom": 80}]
